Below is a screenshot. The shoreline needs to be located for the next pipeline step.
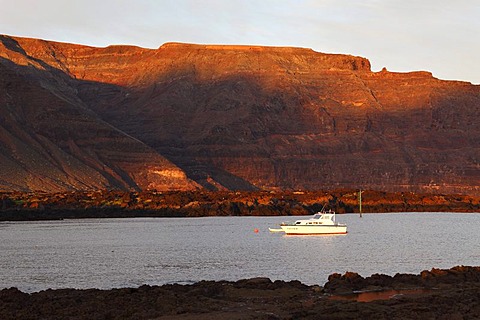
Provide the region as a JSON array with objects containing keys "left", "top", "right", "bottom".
[
  {"left": 1, "top": 208, "right": 479, "bottom": 222},
  {"left": 1, "top": 266, "right": 479, "bottom": 319},
  {"left": 1, "top": 190, "right": 479, "bottom": 221}
]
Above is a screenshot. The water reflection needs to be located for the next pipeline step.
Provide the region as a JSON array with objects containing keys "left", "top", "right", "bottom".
[
  {"left": 329, "top": 288, "right": 433, "bottom": 302},
  {"left": 0, "top": 213, "right": 479, "bottom": 292}
]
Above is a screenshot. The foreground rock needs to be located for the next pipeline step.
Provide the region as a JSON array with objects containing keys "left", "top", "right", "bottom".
[{"left": 1, "top": 266, "right": 479, "bottom": 319}]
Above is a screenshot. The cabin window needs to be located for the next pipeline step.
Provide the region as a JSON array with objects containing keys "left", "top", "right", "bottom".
[{"left": 295, "top": 221, "right": 301, "bottom": 225}]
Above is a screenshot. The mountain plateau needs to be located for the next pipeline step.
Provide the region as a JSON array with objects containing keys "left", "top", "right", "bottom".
[{"left": 1, "top": 35, "right": 478, "bottom": 195}]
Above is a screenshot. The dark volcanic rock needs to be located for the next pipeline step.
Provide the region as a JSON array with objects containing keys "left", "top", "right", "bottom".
[
  {"left": 1, "top": 35, "right": 479, "bottom": 195},
  {"left": 1, "top": 189, "right": 478, "bottom": 221},
  {"left": 0, "top": 266, "right": 479, "bottom": 319},
  {"left": 324, "top": 266, "right": 480, "bottom": 294}
]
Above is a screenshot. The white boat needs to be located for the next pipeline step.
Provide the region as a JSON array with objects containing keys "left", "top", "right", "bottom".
[{"left": 269, "top": 210, "right": 347, "bottom": 235}]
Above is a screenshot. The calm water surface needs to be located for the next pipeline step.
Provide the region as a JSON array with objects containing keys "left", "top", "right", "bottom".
[{"left": 1, "top": 212, "right": 479, "bottom": 292}]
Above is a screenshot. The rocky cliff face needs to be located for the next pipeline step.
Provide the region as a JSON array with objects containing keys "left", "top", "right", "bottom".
[
  {"left": 0, "top": 36, "right": 198, "bottom": 192},
  {"left": 0, "top": 35, "right": 478, "bottom": 195}
]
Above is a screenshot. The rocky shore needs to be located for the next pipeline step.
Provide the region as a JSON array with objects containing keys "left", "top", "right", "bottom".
[
  {"left": 1, "top": 190, "right": 479, "bottom": 221},
  {"left": 1, "top": 266, "right": 479, "bottom": 319}
]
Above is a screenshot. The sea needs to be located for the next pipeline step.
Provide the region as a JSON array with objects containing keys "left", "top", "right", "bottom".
[{"left": 0, "top": 212, "right": 479, "bottom": 292}]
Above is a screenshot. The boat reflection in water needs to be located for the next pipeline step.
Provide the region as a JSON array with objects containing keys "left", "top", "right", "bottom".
[{"left": 269, "top": 209, "right": 347, "bottom": 235}]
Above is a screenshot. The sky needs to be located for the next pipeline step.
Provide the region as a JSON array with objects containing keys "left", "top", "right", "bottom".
[{"left": 1, "top": 0, "right": 479, "bottom": 84}]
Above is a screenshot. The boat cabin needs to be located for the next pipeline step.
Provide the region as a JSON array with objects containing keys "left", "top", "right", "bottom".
[{"left": 294, "top": 211, "right": 337, "bottom": 226}]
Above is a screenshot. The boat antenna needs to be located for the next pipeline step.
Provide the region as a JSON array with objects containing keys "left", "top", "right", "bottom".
[{"left": 320, "top": 203, "right": 327, "bottom": 213}]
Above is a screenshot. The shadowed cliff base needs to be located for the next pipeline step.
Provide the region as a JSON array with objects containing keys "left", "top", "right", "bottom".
[
  {"left": 0, "top": 266, "right": 479, "bottom": 319},
  {"left": 0, "top": 189, "right": 478, "bottom": 221}
]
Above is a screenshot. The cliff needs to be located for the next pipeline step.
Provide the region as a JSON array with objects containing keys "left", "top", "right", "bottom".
[
  {"left": 1, "top": 35, "right": 479, "bottom": 195},
  {"left": 0, "top": 35, "right": 198, "bottom": 192}
]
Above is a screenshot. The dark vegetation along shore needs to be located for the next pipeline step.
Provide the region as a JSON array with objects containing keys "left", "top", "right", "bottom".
[
  {"left": 1, "top": 189, "right": 479, "bottom": 221},
  {"left": 1, "top": 266, "right": 479, "bottom": 319}
]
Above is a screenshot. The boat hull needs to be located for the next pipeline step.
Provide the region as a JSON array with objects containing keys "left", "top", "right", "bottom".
[{"left": 280, "top": 225, "right": 347, "bottom": 235}]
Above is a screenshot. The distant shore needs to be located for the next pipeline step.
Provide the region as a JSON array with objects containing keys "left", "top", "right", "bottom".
[
  {"left": 1, "top": 189, "right": 478, "bottom": 221},
  {"left": 1, "top": 266, "right": 479, "bottom": 319}
]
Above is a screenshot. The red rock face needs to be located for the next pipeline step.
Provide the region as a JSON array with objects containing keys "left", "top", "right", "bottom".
[
  {"left": 0, "top": 36, "right": 198, "bottom": 192},
  {"left": 0, "top": 35, "right": 479, "bottom": 195}
]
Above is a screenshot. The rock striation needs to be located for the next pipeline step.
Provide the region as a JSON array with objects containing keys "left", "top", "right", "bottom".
[
  {"left": 0, "top": 35, "right": 198, "bottom": 192},
  {"left": 1, "top": 35, "right": 479, "bottom": 194}
]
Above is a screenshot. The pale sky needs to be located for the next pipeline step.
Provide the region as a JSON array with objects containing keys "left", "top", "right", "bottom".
[{"left": 1, "top": 0, "right": 479, "bottom": 84}]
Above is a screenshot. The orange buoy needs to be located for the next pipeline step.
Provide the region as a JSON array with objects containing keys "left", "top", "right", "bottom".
[{"left": 254, "top": 228, "right": 259, "bottom": 233}]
